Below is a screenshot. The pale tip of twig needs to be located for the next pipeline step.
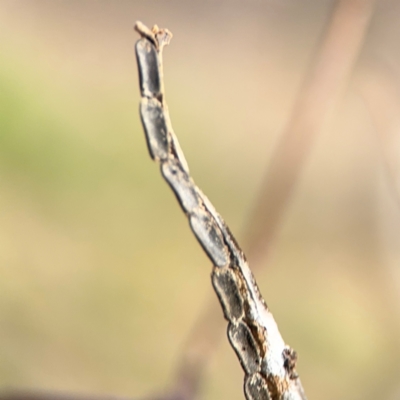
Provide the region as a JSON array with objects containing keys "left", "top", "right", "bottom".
[
  {"left": 134, "top": 20, "right": 172, "bottom": 50},
  {"left": 134, "top": 21, "right": 156, "bottom": 44}
]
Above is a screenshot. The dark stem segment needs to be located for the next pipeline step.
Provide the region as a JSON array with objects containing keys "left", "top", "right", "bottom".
[{"left": 134, "top": 21, "right": 307, "bottom": 400}]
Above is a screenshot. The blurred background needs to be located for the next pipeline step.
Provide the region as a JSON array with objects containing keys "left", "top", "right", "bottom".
[{"left": 1, "top": 1, "right": 400, "bottom": 399}]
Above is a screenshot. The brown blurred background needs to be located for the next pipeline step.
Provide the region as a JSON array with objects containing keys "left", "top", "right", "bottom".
[{"left": 1, "top": 1, "right": 400, "bottom": 400}]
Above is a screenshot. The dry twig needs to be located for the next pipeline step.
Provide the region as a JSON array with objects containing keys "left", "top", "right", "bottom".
[
  {"left": 134, "top": 21, "right": 307, "bottom": 400},
  {"left": 0, "top": 2, "right": 377, "bottom": 400}
]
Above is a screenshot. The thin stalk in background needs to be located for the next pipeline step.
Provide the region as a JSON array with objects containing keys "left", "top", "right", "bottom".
[{"left": 245, "top": 0, "right": 376, "bottom": 264}]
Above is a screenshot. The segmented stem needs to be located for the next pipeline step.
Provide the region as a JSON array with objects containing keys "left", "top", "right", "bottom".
[{"left": 134, "top": 21, "right": 307, "bottom": 400}]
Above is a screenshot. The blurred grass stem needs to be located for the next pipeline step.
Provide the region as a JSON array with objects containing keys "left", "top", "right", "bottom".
[
  {"left": 245, "top": 0, "right": 376, "bottom": 265},
  {"left": 359, "top": 64, "right": 400, "bottom": 211}
]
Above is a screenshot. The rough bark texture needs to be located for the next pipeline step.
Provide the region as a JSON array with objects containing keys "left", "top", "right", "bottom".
[{"left": 134, "top": 21, "right": 307, "bottom": 400}]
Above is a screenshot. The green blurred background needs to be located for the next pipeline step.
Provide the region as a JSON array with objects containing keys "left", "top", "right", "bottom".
[{"left": 1, "top": 1, "right": 400, "bottom": 399}]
